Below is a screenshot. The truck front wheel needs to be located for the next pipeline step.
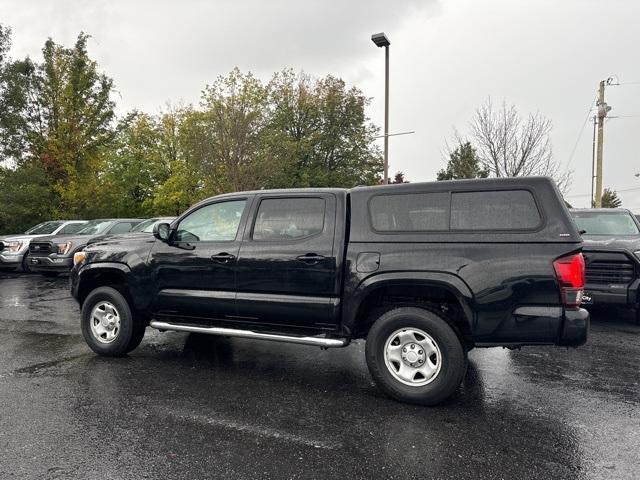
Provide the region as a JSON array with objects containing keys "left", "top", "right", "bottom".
[
  {"left": 365, "top": 307, "right": 467, "bottom": 406},
  {"left": 81, "top": 286, "right": 145, "bottom": 356}
]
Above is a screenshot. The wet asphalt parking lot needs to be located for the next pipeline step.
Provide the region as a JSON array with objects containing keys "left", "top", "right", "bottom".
[{"left": 0, "top": 272, "right": 639, "bottom": 480}]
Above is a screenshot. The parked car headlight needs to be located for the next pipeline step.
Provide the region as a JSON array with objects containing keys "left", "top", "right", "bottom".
[
  {"left": 73, "top": 251, "right": 86, "bottom": 266},
  {"left": 57, "top": 242, "right": 73, "bottom": 255},
  {"left": 3, "top": 240, "right": 24, "bottom": 253}
]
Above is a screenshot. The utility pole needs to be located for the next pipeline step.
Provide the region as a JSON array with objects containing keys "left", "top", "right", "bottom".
[
  {"left": 590, "top": 116, "right": 597, "bottom": 206},
  {"left": 594, "top": 80, "right": 611, "bottom": 207}
]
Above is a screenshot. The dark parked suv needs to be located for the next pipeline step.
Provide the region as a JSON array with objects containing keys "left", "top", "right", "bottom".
[
  {"left": 29, "top": 218, "right": 143, "bottom": 276},
  {"left": 70, "top": 178, "right": 588, "bottom": 405},
  {"left": 571, "top": 208, "right": 640, "bottom": 322}
]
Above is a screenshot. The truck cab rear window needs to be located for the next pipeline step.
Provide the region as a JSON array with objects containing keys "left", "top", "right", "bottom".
[
  {"left": 451, "top": 190, "right": 540, "bottom": 230},
  {"left": 253, "top": 197, "right": 325, "bottom": 241},
  {"left": 370, "top": 192, "right": 449, "bottom": 231}
]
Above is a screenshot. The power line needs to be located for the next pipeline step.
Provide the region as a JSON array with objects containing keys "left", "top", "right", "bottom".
[
  {"left": 568, "top": 186, "right": 640, "bottom": 198},
  {"left": 567, "top": 185, "right": 640, "bottom": 198},
  {"left": 565, "top": 96, "right": 596, "bottom": 169}
]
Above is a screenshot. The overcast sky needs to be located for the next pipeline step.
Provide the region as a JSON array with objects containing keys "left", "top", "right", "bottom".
[{"left": 1, "top": 0, "right": 639, "bottom": 209}]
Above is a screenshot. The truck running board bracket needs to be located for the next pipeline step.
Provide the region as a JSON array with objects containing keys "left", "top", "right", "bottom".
[{"left": 149, "top": 320, "right": 349, "bottom": 348}]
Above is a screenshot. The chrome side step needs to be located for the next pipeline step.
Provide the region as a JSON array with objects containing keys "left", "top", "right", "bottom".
[{"left": 149, "top": 320, "right": 349, "bottom": 348}]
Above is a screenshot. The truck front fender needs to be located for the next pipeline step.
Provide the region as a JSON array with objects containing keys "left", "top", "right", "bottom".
[{"left": 73, "top": 262, "right": 150, "bottom": 312}]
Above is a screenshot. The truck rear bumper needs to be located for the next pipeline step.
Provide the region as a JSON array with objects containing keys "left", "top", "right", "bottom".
[
  {"left": 582, "top": 280, "right": 638, "bottom": 307},
  {"left": 474, "top": 306, "right": 589, "bottom": 348},
  {"left": 557, "top": 308, "right": 589, "bottom": 347}
]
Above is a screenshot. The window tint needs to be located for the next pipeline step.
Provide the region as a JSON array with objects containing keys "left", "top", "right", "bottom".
[
  {"left": 253, "top": 198, "right": 325, "bottom": 241},
  {"left": 451, "top": 190, "right": 540, "bottom": 230},
  {"left": 110, "top": 222, "right": 137, "bottom": 234},
  {"left": 176, "top": 200, "right": 246, "bottom": 242},
  {"left": 59, "top": 222, "right": 87, "bottom": 234},
  {"left": 370, "top": 193, "right": 449, "bottom": 231}
]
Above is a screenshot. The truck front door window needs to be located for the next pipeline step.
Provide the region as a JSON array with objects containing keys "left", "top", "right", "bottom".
[{"left": 176, "top": 200, "right": 247, "bottom": 242}]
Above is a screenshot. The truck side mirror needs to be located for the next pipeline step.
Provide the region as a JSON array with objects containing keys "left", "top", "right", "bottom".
[{"left": 153, "top": 223, "right": 171, "bottom": 242}]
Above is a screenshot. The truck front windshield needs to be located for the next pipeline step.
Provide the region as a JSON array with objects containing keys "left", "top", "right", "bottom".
[
  {"left": 76, "top": 221, "right": 112, "bottom": 236},
  {"left": 572, "top": 211, "right": 640, "bottom": 235},
  {"left": 130, "top": 219, "right": 158, "bottom": 233},
  {"left": 25, "top": 221, "right": 64, "bottom": 235}
]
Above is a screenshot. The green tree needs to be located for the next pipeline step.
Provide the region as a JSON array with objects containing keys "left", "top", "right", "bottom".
[
  {"left": 0, "top": 23, "right": 10, "bottom": 73},
  {"left": 0, "top": 162, "right": 57, "bottom": 233},
  {"left": 197, "top": 68, "right": 270, "bottom": 192},
  {"left": 149, "top": 69, "right": 384, "bottom": 214},
  {"left": 264, "top": 70, "right": 382, "bottom": 188},
  {"left": 391, "top": 172, "right": 408, "bottom": 184},
  {"left": 149, "top": 107, "right": 207, "bottom": 215},
  {"left": 1, "top": 37, "right": 386, "bottom": 229},
  {"left": 0, "top": 32, "right": 116, "bottom": 218},
  {"left": 94, "top": 112, "right": 172, "bottom": 217},
  {"left": 600, "top": 188, "right": 622, "bottom": 208},
  {"left": 437, "top": 141, "right": 488, "bottom": 180}
]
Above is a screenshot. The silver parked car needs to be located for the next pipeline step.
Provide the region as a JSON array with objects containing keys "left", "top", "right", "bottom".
[{"left": 0, "top": 220, "right": 87, "bottom": 272}]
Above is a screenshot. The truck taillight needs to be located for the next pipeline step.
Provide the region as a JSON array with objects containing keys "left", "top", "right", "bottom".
[{"left": 553, "top": 253, "right": 585, "bottom": 308}]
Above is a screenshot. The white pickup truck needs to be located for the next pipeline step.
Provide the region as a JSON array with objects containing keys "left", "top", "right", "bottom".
[{"left": 0, "top": 220, "right": 87, "bottom": 272}]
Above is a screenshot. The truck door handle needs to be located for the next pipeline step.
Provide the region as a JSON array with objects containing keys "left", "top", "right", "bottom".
[
  {"left": 210, "top": 252, "right": 236, "bottom": 263},
  {"left": 296, "top": 253, "right": 325, "bottom": 264}
]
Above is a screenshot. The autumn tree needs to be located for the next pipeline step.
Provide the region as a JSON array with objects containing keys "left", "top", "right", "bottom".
[
  {"left": 437, "top": 141, "right": 488, "bottom": 180},
  {"left": 0, "top": 32, "right": 116, "bottom": 218},
  {"left": 0, "top": 28, "right": 385, "bottom": 232}
]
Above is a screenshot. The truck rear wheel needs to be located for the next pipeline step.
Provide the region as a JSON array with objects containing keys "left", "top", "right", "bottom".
[
  {"left": 81, "top": 286, "right": 145, "bottom": 356},
  {"left": 365, "top": 307, "right": 467, "bottom": 406}
]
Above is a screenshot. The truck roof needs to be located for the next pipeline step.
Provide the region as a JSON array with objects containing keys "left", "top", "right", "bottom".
[
  {"left": 187, "top": 177, "right": 579, "bottom": 243},
  {"left": 207, "top": 176, "right": 558, "bottom": 200},
  {"left": 213, "top": 188, "right": 347, "bottom": 199},
  {"left": 351, "top": 176, "right": 555, "bottom": 193}
]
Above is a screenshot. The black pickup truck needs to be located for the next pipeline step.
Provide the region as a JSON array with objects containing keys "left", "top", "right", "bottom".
[
  {"left": 70, "top": 177, "right": 589, "bottom": 405},
  {"left": 570, "top": 208, "right": 640, "bottom": 322}
]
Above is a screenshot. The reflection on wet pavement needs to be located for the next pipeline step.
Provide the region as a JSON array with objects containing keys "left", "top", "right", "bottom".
[{"left": 0, "top": 272, "right": 639, "bottom": 479}]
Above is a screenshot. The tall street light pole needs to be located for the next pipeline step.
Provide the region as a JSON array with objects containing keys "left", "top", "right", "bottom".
[{"left": 372, "top": 32, "right": 390, "bottom": 184}]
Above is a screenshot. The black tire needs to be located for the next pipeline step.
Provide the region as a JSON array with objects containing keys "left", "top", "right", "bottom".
[
  {"left": 365, "top": 307, "right": 467, "bottom": 406},
  {"left": 21, "top": 252, "right": 31, "bottom": 273},
  {"left": 81, "top": 286, "right": 145, "bottom": 356},
  {"left": 42, "top": 271, "right": 59, "bottom": 278}
]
